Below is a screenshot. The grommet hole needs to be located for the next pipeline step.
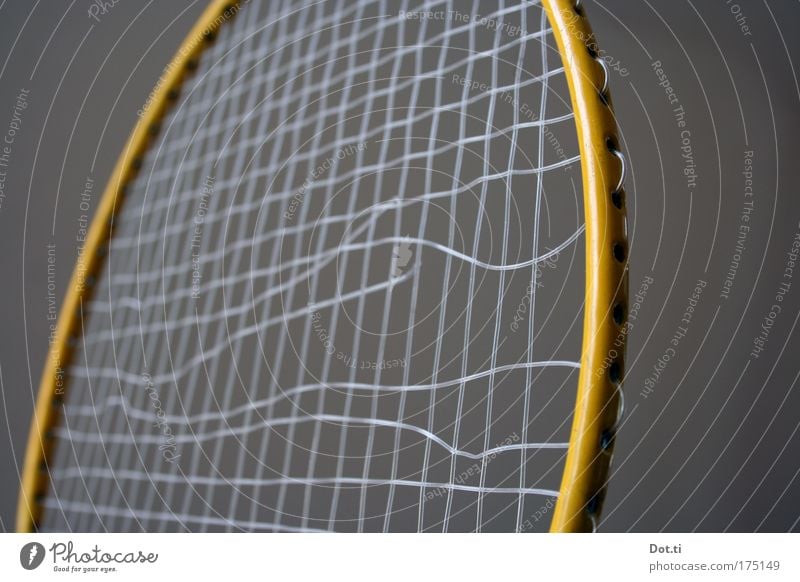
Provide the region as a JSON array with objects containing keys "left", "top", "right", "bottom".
[
  {"left": 587, "top": 493, "right": 600, "bottom": 515},
  {"left": 609, "top": 361, "right": 622, "bottom": 384},
  {"left": 613, "top": 303, "right": 625, "bottom": 325},
  {"left": 613, "top": 242, "right": 626, "bottom": 263},
  {"left": 600, "top": 429, "right": 615, "bottom": 450}
]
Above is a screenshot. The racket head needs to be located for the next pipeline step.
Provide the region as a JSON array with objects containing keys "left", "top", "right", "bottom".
[{"left": 17, "top": 0, "right": 626, "bottom": 533}]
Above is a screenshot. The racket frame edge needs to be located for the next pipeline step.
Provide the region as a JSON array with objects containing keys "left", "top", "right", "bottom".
[
  {"left": 543, "top": 0, "right": 628, "bottom": 532},
  {"left": 15, "top": 0, "right": 244, "bottom": 533}
]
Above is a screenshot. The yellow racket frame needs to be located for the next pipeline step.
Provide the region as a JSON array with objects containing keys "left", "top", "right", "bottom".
[
  {"left": 17, "top": 0, "right": 627, "bottom": 533},
  {"left": 544, "top": 0, "right": 628, "bottom": 532}
]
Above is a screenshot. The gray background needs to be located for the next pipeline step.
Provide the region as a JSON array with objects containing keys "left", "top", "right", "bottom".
[{"left": 0, "top": 0, "right": 798, "bottom": 532}]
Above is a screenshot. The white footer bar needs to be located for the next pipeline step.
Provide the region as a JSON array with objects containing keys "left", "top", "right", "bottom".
[{"left": 1, "top": 533, "right": 796, "bottom": 580}]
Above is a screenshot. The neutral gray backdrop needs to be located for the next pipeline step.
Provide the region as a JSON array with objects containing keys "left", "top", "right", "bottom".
[{"left": 0, "top": 0, "right": 798, "bottom": 532}]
